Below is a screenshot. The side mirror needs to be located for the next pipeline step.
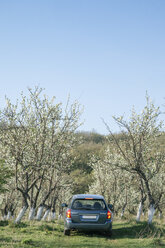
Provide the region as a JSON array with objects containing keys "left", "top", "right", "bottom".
[
  {"left": 108, "top": 204, "right": 114, "bottom": 212},
  {"left": 61, "top": 203, "right": 68, "bottom": 208}
]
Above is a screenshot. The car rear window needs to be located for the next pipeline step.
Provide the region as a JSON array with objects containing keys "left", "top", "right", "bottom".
[{"left": 72, "top": 199, "right": 107, "bottom": 210}]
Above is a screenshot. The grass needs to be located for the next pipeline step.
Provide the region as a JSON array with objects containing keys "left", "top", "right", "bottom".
[{"left": 0, "top": 219, "right": 165, "bottom": 248}]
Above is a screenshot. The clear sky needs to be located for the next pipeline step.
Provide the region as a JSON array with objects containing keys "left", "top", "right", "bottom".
[{"left": 0, "top": 0, "right": 165, "bottom": 134}]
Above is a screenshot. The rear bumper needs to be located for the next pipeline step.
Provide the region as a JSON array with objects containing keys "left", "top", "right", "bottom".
[{"left": 65, "top": 219, "right": 112, "bottom": 231}]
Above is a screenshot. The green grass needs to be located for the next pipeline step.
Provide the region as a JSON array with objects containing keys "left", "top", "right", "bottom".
[{"left": 0, "top": 219, "right": 165, "bottom": 248}]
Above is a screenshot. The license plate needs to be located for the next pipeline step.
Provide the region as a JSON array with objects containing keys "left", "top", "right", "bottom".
[{"left": 82, "top": 215, "right": 97, "bottom": 219}]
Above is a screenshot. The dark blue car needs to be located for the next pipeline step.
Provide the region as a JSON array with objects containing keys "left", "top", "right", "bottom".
[{"left": 62, "top": 194, "right": 113, "bottom": 236}]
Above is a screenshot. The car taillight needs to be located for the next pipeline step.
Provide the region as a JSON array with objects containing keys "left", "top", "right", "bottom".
[
  {"left": 107, "top": 210, "right": 111, "bottom": 219},
  {"left": 66, "top": 209, "right": 71, "bottom": 218}
]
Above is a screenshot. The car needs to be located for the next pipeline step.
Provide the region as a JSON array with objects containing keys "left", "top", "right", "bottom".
[{"left": 62, "top": 194, "right": 113, "bottom": 236}]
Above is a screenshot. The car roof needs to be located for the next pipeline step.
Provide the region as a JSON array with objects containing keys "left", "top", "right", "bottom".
[{"left": 72, "top": 194, "right": 105, "bottom": 200}]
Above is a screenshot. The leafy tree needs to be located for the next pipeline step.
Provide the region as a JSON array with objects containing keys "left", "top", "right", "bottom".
[
  {"left": 0, "top": 159, "right": 14, "bottom": 219},
  {"left": 89, "top": 149, "right": 139, "bottom": 216},
  {"left": 0, "top": 87, "right": 82, "bottom": 222},
  {"left": 103, "top": 95, "right": 165, "bottom": 223},
  {"left": 0, "top": 160, "right": 13, "bottom": 193}
]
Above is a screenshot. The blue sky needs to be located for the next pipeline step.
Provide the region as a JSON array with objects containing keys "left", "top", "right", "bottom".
[{"left": 0, "top": 0, "right": 165, "bottom": 134}]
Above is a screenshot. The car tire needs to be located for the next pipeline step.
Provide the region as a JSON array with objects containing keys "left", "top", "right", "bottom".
[
  {"left": 107, "top": 229, "right": 112, "bottom": 237},
  {"left": 64, "top": 229, "right": 70, "bottom": 236},
  {"left": 106, "top": 229, "right": 112, "bottom": 237},
  {"left": 106, "top": 223, "right": 112, "bottom": 237}
]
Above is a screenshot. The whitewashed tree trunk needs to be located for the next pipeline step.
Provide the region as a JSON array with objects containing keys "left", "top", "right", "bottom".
[
  {"left": 136, "top": 202, "right": 143, "bottom": 222},
  {"left": 51, "top": 212, "right": 56, "bottom": 221},
  {"left": 28, "top": 208, "right": 36, "bottom": 220},
  {"left": 36, "top": 206, "right": 44, "bottom": 221},
  {"left": 15, "top": 206, "right": 27, "bottom": 223},
  {"left": 58, "top": 214, "right": 62, "bottom": 220},
  {"left": 3, "top": 215, "right": 7, "bottom": 220},
  {"left": 121, "top": 208, "right": 125, "bottom": 218},
  {"left": 48, "top": 211, "right": 56, "bottom": 221},
  {"left": 42, "top": 209, "right": 50, "bottom": 221},
  {"left": 121, "top": 201, "right": 127, "bottom": 218},
  {"left": 159, "top": 211, "right": 163, "bottom": 219},
  {"left": 148, "top": 204, "right": 155, "bottom": 224},
  {"left": 120, "top": 211, "right": 124, "bottom": 217},
  {"left": 158, "top": 207, "right": 163, "bottom": 219},
  {"left": 47, "top": 211, "right": 51, "bottom": 221},
  {"left": 7, "top": 211, "right": 12, "bottom": 220}
]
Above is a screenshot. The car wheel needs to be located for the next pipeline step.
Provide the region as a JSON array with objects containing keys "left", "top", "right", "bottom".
[
  {"left": 108, "top": 229, "right": 112, "bottom": 236},
  {"left": 64, "top": 229, "right": 70, "bottom": 236},
  {"left": 106, "top": 229, "right": 112, "bottom": 237},
  {"left": 106, "top": 225, "right": 112, "bottom": 237}
]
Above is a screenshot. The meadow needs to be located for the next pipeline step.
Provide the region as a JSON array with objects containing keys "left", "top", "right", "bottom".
[{"left": 0, "top": 219, "right": 165, "bottom": 248}]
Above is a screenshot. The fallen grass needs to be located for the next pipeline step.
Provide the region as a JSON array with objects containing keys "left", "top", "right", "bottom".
[{"left": 0, "top": 219, "right": 165, "bottom": 248}]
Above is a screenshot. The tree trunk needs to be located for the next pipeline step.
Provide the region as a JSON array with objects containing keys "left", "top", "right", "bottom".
[
  {"left": 136, "top": 194, "right": 146, "bottom": 222},
  {"left": 42, "top": 208, "right": 51, "bottom": 221},
  {"left": 2, "top": 205, "right": 8, "bottom": 220},
  {"left": 121, "top": 201, "right": 127, "bottom": 218},
  {"left": 29, "top": 172, "right": 45, "bottom": 218},
  {"left": 48, "top": 211, "right": 56, "bottom": 221},
  {"left": 11, "top": 208, "right": 15, "bottom": 219},
  {"left": 158, "top": 206, "right": 163, "bottom": 219},
  {"left": 15, "top": 206, "right": 28, "bottom": 223},
  {"left": 58, "top": 214, "right": 62, "bottom": 220},
  {"left": 3, "top": 215, "right": 7, "bottom": 220},
  {"left": 51, "top": 212, "right": 56, "bottom": 221},
  {"left": 36, "top": 206, "right": 44, "bottom": 221},
  {"left": 136, "top": 202, "right": 143, "bottom": 222},
  {"left": 28, "top": 207, "right": 36, "bottom": 220},
  {"left": 159, "top": 212, "right": 163, "bottom": 219},
  {"left": 121, "top": 209, "right": 125, "bottom": 218},
  {"left": 49, "top": 196, "right": 57, "bottom": 221},
  {"left": 6, "top": 211, "right": 12, "bottom": 220},
  {"left": 148, "top": 204, "right": 155, "bottom": 224}
]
